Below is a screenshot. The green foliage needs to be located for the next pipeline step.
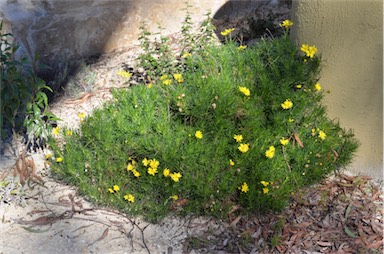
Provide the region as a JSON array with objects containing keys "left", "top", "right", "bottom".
[
  {"left": 48, "top": 16, "right": 358, "bottom": 223},
  {"left": 0, "top": 20, "right": 58, "bottom": 143}
]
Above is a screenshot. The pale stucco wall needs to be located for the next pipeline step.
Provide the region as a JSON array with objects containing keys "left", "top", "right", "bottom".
[{"left": 291, "top": 0, "right": 383, "bottom": 178}]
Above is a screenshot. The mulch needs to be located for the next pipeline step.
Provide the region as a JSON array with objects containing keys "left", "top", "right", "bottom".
[{"left": 183, "top": 173, "right": 383, "bottom": 253}]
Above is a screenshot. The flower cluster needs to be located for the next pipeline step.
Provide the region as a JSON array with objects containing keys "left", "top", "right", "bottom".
[
  {"left": 127, "top": 158, "right": 141, "bottom": 177},
  {"left": 300, "top": 44, "right": 318, "bottom": 58}
]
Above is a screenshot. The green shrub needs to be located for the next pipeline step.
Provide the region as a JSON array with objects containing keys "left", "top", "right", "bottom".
[
  {"left": 0, "top": 21, "right": 58, "bottom": 146},
  {"left": 48, "top": 16, "right": 358, "bottom": 223}
]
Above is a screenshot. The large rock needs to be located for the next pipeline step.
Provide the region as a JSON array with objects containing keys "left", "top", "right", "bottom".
[{"left": 0, "top": 0, "right": 226, "bottom": 67}]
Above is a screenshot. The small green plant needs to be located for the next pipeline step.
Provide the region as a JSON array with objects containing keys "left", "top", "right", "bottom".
[
  {"left": 48, "top": 14, "right": 358, "bottom": 223},
  {"left": 0, "top": 20, "right": 58, "bottom": 147}
]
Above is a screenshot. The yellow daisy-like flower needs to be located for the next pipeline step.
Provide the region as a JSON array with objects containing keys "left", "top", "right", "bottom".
[
  {"left": 238, "top": 143, "right": 250, "bottom": 153},
  {"left": 239, "top": 86, "right": 250, "bottom": 96},
  {"left": 238, "top": 45, "right": 247, "bottom": 50},
  {"left": 142, "top": 158, "right": 149, "bottom": 167},
  {"left": 113, "top": 185, "right": 120, "bottom": 192},
  {"left": 149, "top": 159, "right": 160, "bottom": 169},
  {"left": 124, "top": 194, "right": 135, "bottom": 203},
  {"left": 162, "top": 79, "right": 172, "bottom": 86},
  {"left": 173, "top": 73, "right": 184, "bottom": 83},
  {"left": 163, "top": 168, "right": 170, "bottom": 177},
  {"left": 281, "top": 99, "right": 293, "bottom": 109},
  {"left": 108, "top": 188, "right": 114, "bottom": 194},
  {"left": 240, "top": 182, "right": 249, "bottom": 193},
  {"left": 52, "top": 126, "right": 60, "bottom": 135},
  {"left": 296, "top": 84, "right": 302, "bottom": 89},
  {"left": 195, "top": 130, "right": 203, "bottom": 139},
  {"left": 77, "top": 112, "right": 86, "bottom": 120},
  {"left": 315, "top": 83, "right": 322, "bottom": 91},
  {"left": 265, "top": 146, "right": 275, "bottom": 159},
  {"left": 229, "top": 159, "right": 235, "bottom": 166},
  {"left": 147, "top": 167, "right": 158, "bottom": 176},
  {"left": 117, "top": 70, "right": 132, "bottom": 79},
  {"left": 171, "top": 195, "right": 179, "bottom": 200},
  {"left": 170, "top": 172, "right": 182, "bottom": 182},
  {"left": 132, "top": 169, "right": 141, "bottom": 178},
  {"left": 220, "top": 28, "right": 235, "bottom": 36},
  {"left": 260, "top": 181, "right": 269, "bottom": 187},
  {"left": 66, "top": 130, "right": 73, "bottom": 136},
  {"left": 182, "top": 52, "right": 192, "bottom": 58},
  {"left": 127, "top": 163, "right": 134, "bottom": 171},
  {"left": 262, "top": 188, "right": 269, "bottom": 194},
  {"left": 318, "top": 130, "right": 327, "bottom": 140},
  {"left": 45, "top": 153, "right": 53, "bottom": 160},
  {"left": 280, "top": 19, "right": 293, "bottom": 29},
  {"left": 288, "top": 118, "right": 295, "bottom": 123},
  {"left": 56, "top": 157, "right": 63, "bottom": 163},
  {"left": 233, "top": 134, "right": 243, "bottom": 143},
  {"left": 280, "top": 137, "right": 289, "bottom": 146}
]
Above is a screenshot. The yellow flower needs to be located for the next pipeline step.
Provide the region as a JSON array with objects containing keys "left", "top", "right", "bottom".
[
  {"left": 220, "top": 28, "right": 235, "bottom": 36},
  {"left": 171, "top": 195, "right": 179, "bottom": 200},
  {"left": 113, "top": 185, "right": 120, "bottom": 192},
  {"left": 108, "top": 188, "right": 114, "bottom": 194},
  {"left": 195, "top": 130, "right": 203, "bottom": 139},
  {"left": 315, "top": 83, "right": 322, "bottom": 91},
  {"left": 296, "top": 84, "right": 302, "bottom": 89},
  {"left": 280, "top": 137, "right": 289, "bottom": 146},
  {"left": 288, "top": 118, "right": 295, "bottom": 123},
  {"left": 173, "top": 73, "right": 184, "bottom": 83},
  {"left": 170, "top": 172, "right": 182, "bottom": 182},
  {"left": 240, "top": 182, "right": 249, "bottom": 193},
  {"left": 56, "top": 157, "right": 63, "bottom": 163},
  {"left": 147, "top": 167, "right": 158, "bottom": 176},
  {"left": 117, "top": 70, "right": 132, "bottom": 79},
  {"left": 261, "top": 181, "right": 269, "bottom": 187},
  {"left": 262, "top": 188, "right": 269, "bottom": 194},
  {"left": 301, "top": 44, "right": 317, "bottom": 58},
  {"left": 132, "top": 169, "right": 141, "bottom": 178},
  {"left": 77, "top": 112, "right": 86, "bottom": 119},
  {"left": 45, "top": 153, "right": 53, "bottom": 160},
  {"left": 160, "top": 74, "right": 168, "bottom": 80},
  {"left": 124, "top": 194, "right": 135, "bottom": 203},
  {"left": 265, "top": 146, "right": 275, "bottom": 159},
  {"left": 52, "top": 126, "right": 60, "bottom": 135},
  {"left": 163, "top": 168, "right": 170, "bottom": 177},
  {"left": 229, "top": 159, "right": 235, "bottom": 166},
  {"left": 281, "top": 99, "right": 293, "bottom": 109},
  {"left": 127, "top": 163, "right": 134, "bottom": 171},
  {"left": 318, "top": 130, "right": 327, "bottom": 140},
  {"left": 238, "top": 143, "right": 250, "bottom": 153},
  {"left": 239, "top": 86, "right": 250, "bottom": 96},
  {"left": 66, "top": 130, "right": 73, "bottom": 136},
  {"left": 142, "top": 158, "right": 149, "bottom": 167},
  {"left": 149, "top": 159, "right": 160, "bottom": 169},
  {"left": 162, "top": 79, "right": 172, "bottom": 86},
  {"left": 182, "top": 52, "right": 192, "bottom": 58},
  {"left": 233, "top": 134, "right": 243, "bottom": 143},
  {"left": 238, "top": 45, "right": 247, "bottom": 50},
  {"left": 280, "top": 19, "right": 293, "bottom": 29}
]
